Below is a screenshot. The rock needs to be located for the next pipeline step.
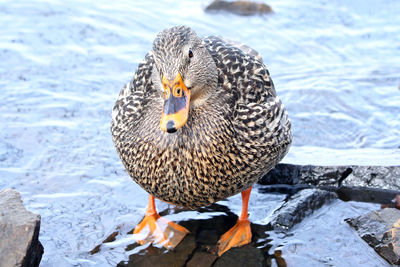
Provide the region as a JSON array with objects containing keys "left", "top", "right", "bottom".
[
  {"left": 260, "top": 164, "right": 349, "bottom": 186},
  {"left": 342, "top": 166, "right": 400, "bottom": 191},
  {"left": 346, "top": 208, "right": 400, "bottom": 265},
  {"left": 260, "top": 164, "right": 400, "bottom": 200},
  {"left": 266, "top": 189, "right": 337, "bottom": 230},
  {"left": 335, "top": 186, "right": 400, "bottom": 205},
  {"left": 89, "top": 203, "right": 271, "bottom": 267},
  {"left": 205, "top": 0, "right": 273, "bottom": 16},
  {"left": 186, "top": 252, "right": 218, "bottom": 267},
  {"left": 0, "top": 189, "right": 43, "bottom": 267},
  {"left": 119, "top": 235, "right": 197, "bottom": 267},
  {"left": 261, "top": 164, "right": 400, "bottom": 190},
  {"left": 213, "top": 245, "right": 265, "bottom": 267}
]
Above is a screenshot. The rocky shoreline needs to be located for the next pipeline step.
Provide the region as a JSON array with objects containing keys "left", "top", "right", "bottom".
[
  {"left": 89, "top": 164, "right": 399, "bottom": 266},
  {"left": 2, "top": 164, "right": 399, "bottom": 266},
  {"left": 262, "top": 163, "right": 400, "bottom": 265}
]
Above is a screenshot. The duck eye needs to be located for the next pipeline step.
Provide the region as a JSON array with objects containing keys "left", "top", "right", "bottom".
[
  {"left": 175, "top": 87, "right": 182, "bottom": 97},
  {"left": 188, "top": 49, "right": 193, "bottom": 58}
]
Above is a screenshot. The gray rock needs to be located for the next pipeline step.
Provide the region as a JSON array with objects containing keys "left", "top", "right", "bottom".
[
  {"left": 0, "top": 189, "right": 43, "bottom": 267},
  {"left": 346, "top": 208, "right": 400, "bottom": 265},
  {"left": 260, "top": 164, "right": 400, "bottom": 203},
  {"left": 205, "top": 0, "right": 273, "bottom": 16},
  {"left": 335, "top": 186, "right": 400, "bottom": 205},
  {"left": 266, "top": 189, "right": 337, "bottom": 230},
  {"left": 260, "top": 164, "right": 349, "bottom": 186},
  {"left": 261, "top": 164, "right": 400, "bottom": 190}
]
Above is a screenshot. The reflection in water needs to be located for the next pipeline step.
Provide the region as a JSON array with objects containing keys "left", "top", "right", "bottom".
[{"left": 91, "top": 203, "right": 276, "bottom": 267}]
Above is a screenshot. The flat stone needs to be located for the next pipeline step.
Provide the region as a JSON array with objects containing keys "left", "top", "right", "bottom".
[
  {"left": 260, "top": 164, "right": 400, "bottom": 204},
  {"left": 196, "top": 229, "right": 220, "bottom": 246},
  {"left": 119, "top": 235, "right": 196, "bottom": 267},
  {"left": 186, "top": 252, "right": 218, "bottom": 267},
  {"left": 346, "top": 208, "right": 400, "bottom": 265},
  {"left": 205, "top": 0, "right": 273, "bottom": 16},
  {"left": 342, "top": 166, "right": 400, "bottom": 191},
  {"left": 0, "top": 189, "right": 43, "bottom": 267},
  {"left": 266, "top": 188, "right": 337, "bottom": 230},
  {"left": 261, "top": 164, "right": 400, "bottom": 189},
  {"left": 213, "top": 245, "right": 265, "bottom": 267}
]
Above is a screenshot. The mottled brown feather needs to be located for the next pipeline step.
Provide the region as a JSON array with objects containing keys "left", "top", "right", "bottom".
[{"left": 111, "top": 27, "right": 292, "bottom": 208}]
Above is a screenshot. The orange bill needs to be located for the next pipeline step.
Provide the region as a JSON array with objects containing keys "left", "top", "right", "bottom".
[{"left": 160, "top": 73, "right": 191, "bottom": 133}]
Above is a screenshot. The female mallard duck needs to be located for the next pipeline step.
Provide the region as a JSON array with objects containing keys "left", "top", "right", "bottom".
[{"left": 111, "top": 26, "right": 292, "bottom": 256}]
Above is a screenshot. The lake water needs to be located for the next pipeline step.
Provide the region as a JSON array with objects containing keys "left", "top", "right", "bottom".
[{"left": 0, "top": 0, "right": 399, "bottom": 266}]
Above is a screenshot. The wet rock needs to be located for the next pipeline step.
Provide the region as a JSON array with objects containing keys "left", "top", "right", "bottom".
[
  {"left": 335, "top": 186, "right": 400, "bottom": 205},
  {"left": 214, "top": 245, "right": 265, "bottom": 267},
  {"left": 205, "top": 0, "right": 273, "bottom": 16},
  {"left": 97, "top": 204, "right": 271, "bottom": 267},
  {"left": 260, "top": 163, "right": 400, "bottom": 191},
  {"left": 266, "top": 189, "right": 337, "bottom": 230},
  {"left": 260, "top": 163, "right": 348, "bottom": 186},
  {"left": 186, "top": 252, "right": 217, "bottom": 267},
  {"left": 119, "top": 235, "right": 197, "bottom": 267},
  {"left": 346, "top": 208, "right": 400, "bottom": 265},
  {"left": 342, "top": 166, "right": 400, "bottom": 191},
  {"left": 0, "top": 189, "right": 43, "bottom": 267}
]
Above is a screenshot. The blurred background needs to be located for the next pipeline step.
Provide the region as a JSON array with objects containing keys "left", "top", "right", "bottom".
[{"left": 0, "top": 0, "right": 399, "bottom": 266}]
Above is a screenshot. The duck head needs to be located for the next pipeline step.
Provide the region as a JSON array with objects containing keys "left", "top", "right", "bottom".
[{"left": 151, "top": 26, "right": 218, "bottom": 133}]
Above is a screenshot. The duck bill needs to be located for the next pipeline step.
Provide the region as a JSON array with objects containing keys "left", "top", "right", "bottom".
[{"left": 160, "top": 74, "right": 191, "bottom": 133}]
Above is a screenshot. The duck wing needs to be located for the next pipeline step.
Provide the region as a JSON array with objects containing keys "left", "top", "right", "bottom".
[
  {"left": 204, "top": 35, "right": 291, "bottom": 166},
  {"left": 111, "top": 53, "right": 156, "bottom": 144}
]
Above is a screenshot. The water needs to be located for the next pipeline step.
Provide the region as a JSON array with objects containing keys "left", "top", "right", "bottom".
[{"left": 0, "top": 0, "right": 399, "bottom": 266}]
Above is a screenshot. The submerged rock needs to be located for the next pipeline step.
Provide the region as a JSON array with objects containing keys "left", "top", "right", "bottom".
[
  {"left": 205, "top": 0, "right": 273, "bottom": 16},
  {"left": 346, "top": 208, "right": 400, "bottom": 265},
  {"left": 266, "top": 188, "right": 337, "bottom": 230},
  {"left": 0, "top": 189, "right": 43, "bottom": 267}
]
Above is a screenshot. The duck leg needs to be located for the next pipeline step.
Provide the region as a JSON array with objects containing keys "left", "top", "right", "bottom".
[
  {"left": 216, "top": 186, "right": 252, "bottom": 256},
  {"left": 133, "top": 195, "right": 189, "bottom": 249}
]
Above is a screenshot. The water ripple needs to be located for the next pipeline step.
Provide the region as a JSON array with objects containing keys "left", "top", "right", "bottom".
[{"left": 0, "top": 0, "right": 399, "bottom": 266}]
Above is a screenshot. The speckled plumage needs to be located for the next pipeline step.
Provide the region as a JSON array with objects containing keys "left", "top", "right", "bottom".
[{"left": 111, "top": 26, "right": 292, "bottom": 209}]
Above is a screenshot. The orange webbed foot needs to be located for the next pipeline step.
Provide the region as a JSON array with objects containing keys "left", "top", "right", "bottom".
[
  {"left": 215, "top": 186, "right": 253, "bottom": 256},
  {"left": 133, "top": 195, "right": 189, "bottom": 249},
  {"left": 215, "top": 218, "right": 252, "bottom": 256}
]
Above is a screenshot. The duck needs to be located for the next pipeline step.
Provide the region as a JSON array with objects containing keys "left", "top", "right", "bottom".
[{"left": 111, "top": 26, "right": 292, "bottom": 256}]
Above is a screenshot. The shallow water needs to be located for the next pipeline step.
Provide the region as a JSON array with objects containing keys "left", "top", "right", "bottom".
[{"left": 0, "top": 0, "right": 399, "bottom": 266}]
